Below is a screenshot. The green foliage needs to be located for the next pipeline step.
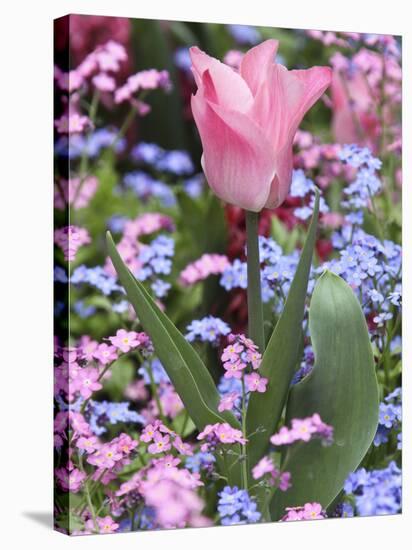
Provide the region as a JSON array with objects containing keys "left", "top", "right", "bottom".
[
  {"left": 271, "top": 271, "right": 379, "bottom": 518},
  {"left": 101, "top": 355, "right": 135, "bottom": 401},
  {"left": 270, "top": 216, "right": 300, "bottom": 254},
  {"left": 245, "top": 191, "right": 320, "bottom": 468},
  {"left": 106, "top": 231, "right": 239, "bottom": 431}
]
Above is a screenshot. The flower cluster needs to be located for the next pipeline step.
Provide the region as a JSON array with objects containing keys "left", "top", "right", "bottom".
[
  {"left": 87, "top": 400, "right": 144, "bottom": 436},
  {"left": 54, "top": 225, "right": 91, "bottom": 262},
  {"left": 343, "top": 461, "right": 401, "bottom": 516},
  {"left": 55, "top": 113, "right": 91, "bottom": 135},
  {"left": 270, "top": 414, "right": 334, "bottom": 446},
  {"left": 339, "top": 144, "right": 382, "bottom": 225},
  {"left": 54, "top": 176, "right": 99, "bottom": 210},
  {"left": 85, "top": 432, "right": 138, "bottom": 470},
  {"left": 197, "top": 423, "right": 247, "bottom": 450},
  {"left": 325, "top": 227, "right": 401, "bottom": 323},
  {"left": 281, "top": 502, "right": 325, "bottom": 521},
  {"left": 115, "top": 457, "right": 209, "bottom": 529},
  {"left": 54, "top": 464, "right": 86, "bottom": 493},
  {"left": 185, "top": 452, "right": 216, "bottom": 475},
  {"left": 220, "top": 334, "right": 265, "bottom": 387},
  {"left": 104, "top": 212, "right": 175, "bottom": 279},
  {"left": 217, "top": 486, "right": 261, "bottom": 525},
  {"left": 109, "top": 329, "right": 150, "bottom": 353},
  {"left": 54, "top": 408, "right": 137, "bottom": 492},
  {"left": 135, "top": 235, "right": 174, "bottom": 298},
  {"left": 131, "top": 142, "right": 194, "bottom": 176},
  {"left": 186, "top": 316, "right": 230, "bottom": 345},
  {"left": 55, "top": 40, "right": 128, "bottom": 93},
  {"left": 54, "top": 331, "right": 151, "bottom": 407},
  {"left": 289, "top": 169, "right": 330, "bottom": 221},
  {"left": 220, "top": 259, "right": 248, "bottom": 291},
  {"left": 124, "top": 171, "right": 176, "bottom": 207},
  {"left": 85, "top": 516, "right": 119, "bottom": 534},
  {"left": 179, "top": 253, "right": 230, "bottom": 286},
  {"left": 221, "top": 236, "right": 302, "bottom": 309},
  {"left": 114, "top": 69, "right": 172, "bottom": 106},
  {"left": 306, "top": 29, "right": 355, "bottom": 48},
  {"left": 139, "top": 464, "right": 210, "bottom": 528},
  {"left": 373, "top": 387, "right": 401, "bottom": 447},
  {"left": 71, "top": 265, "right": 122, "bottom": 296},
  {"left": 54, "top": 128, "right": 126, "bottom": 159},
  {"left": 139, "top": 421, "right": 191, "bottom": 456},
  {"left": 252, "top": 456, "right": 291, "bottom": 491}
]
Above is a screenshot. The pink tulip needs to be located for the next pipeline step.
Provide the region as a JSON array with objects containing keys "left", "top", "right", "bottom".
[
  {"left": 331, "top": 69, "right": 380, "bottom": 149},
  {"left": 190, "top": 40, "right": 331, "bottom": 211}
]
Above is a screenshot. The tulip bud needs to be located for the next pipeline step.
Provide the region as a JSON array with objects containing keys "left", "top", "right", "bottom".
[{"left": 190, "top": 40, "right": 332, "bottom": 211}]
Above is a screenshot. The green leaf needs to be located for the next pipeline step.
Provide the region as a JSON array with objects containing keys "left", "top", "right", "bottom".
[
  {"left": 172, "top": 411, "right": 196, "bottom": 438},
  {"left": 106, "top": 231, "right": 240, "bottom": 432},
  {"left": 102, "top": 355, "right": 134, "bottom": 401},
  {"left": 245, "top": 191, "right": 320, "bottom": 468},
  {"left": 271, "top": 271, "right": 379, "bottom": 518},
  {"left": 270, "top": 216, "right": 300, "bottom": 254}
]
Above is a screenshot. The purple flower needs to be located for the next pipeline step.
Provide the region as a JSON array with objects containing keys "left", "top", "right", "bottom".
[
  {"left": 218, "top": 486, "right": 261, "bottom": 525},
  {"left": 290, "top": 169, "right": 315, "bottom": 198},
  {"left": 344, "top": 462, "right": 401, "bottom": 516},
  {"left": 186, "top": 316, "right": 230, "bottom": 345}
]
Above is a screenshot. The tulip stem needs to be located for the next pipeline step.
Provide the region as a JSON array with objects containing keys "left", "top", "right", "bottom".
[{"left": 245, "top": 211, "right": 265, "bottom": 353}]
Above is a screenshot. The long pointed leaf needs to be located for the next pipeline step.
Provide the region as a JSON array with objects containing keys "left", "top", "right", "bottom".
[
  {"left": 106, "top": 231, "right": 240, "bottom": 431},
  {"left": 245, "top": 191, "right": 320, "bottom": 468},
  {"left": 271, "top": 271, "right": 379, "bottom": 518}
]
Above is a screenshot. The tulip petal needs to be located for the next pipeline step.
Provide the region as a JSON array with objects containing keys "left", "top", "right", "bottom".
[
  {"left": 287, "top": 65, "right": 333, "bottom": 133},
  {"left": 240, "top": 39, "right": 279, "bottom": 96},
  {"left": 250, "top": 64, "right": 331, "bottom": 207},
  {"left": 190, "top": 46, "right": 253, "bottom": 113},
  {"left": 252, "top": 64, "right": 332, "bottom": 146},
  {"left": 191, "top": 92, "right": 276, "bottom": 212},
  {"left": 264, "top": 145, "right": 294, "bottom": 209}
]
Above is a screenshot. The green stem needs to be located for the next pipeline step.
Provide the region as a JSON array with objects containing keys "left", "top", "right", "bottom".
[
  {"left": 78, "top": 455, "right": 98, "bottom": 530},
  {"left": 241, "top": 377, "right": 248, "bottom": 491},
  {"left": 261, "top": 488, "right": 275, "bottom": 522},
  {"left": 84, "top": 479, "right": 98, "bottom": 532},
  {"left": 245, "top": 211, "right": 265, "bottom": 352},
  {"left": 110, "top": 105, "right": 137, "bottom": 152},
  {"left": 74, "top": 469, "right": 107, "bottom": 516}
]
